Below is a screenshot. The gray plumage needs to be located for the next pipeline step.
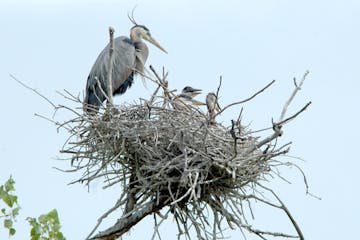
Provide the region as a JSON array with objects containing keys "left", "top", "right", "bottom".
[{"left": 84, "top": 25, "right": 167, "bottom": 113}]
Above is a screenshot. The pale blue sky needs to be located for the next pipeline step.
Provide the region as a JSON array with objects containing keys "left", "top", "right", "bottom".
[{"left": 1, "top": 0, "right": 359, "bottom": 239}]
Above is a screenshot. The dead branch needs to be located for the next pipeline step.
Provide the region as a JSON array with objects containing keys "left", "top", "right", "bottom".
[
  {"left": 214, "top": 79, "right": 275, "bottom": 118},
  {"left": 89, "top": 200, "right": 168, "bottom": 240},
  {"left": 258, "top": 184, "right": 305, "bottom": 240},
  {"left": 279, "top": 71, "right": 309, "bottom": 122},
  {"left": 106, "top": 27, "right": 115, "bottom": 106},
  {"left": 11, "top": 74, "right": 57, "bottom": 108}
]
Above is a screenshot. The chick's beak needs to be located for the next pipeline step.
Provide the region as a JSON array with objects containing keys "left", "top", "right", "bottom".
[
  {"left": 190, "top": 89, "right": 202, "bottom": 97},
  {"left": 194, "top": 89, "right": 202, "bottom": 94}
]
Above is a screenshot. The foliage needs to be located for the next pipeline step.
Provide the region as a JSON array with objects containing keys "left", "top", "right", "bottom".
[
  {"left": 1, "top": 177, "right": 66, "bottom": 240},
  {"left": 0, "top": 176, "right": 20, "bottom": 237},
  {"left": 27, "top": 209, "right": 66, "bottom": 240}
]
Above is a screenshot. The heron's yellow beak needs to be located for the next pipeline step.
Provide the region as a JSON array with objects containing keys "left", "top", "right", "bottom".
[{"left": 146, "top": 35, "right": 168, "bottom": 54}]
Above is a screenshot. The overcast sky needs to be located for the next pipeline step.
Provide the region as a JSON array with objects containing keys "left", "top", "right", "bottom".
[{"left": 1, "top": 0, "right": 359, "bottom": 239}]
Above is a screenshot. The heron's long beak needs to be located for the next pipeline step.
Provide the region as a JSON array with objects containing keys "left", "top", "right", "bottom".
[{"left": 146, "top": 36, "right": 168, "bottom": 54}]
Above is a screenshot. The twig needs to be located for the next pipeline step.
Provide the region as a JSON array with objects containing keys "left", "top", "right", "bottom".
[
  {"left": 150, "top": 65, "right": 166, "bottom": 85},
  {"left": 278, "top": 71, "right": 309, "bottom": 122},
  {"left": 230, "top": 120, "right": 238, "bottom": 156},
  {"left": 245, "top": 100, "right": 310, "bottom": 155},
  {"left": 149, "top": 65, "right": 174, "bottom": 98},
  {"left": 147, "top": 85, "right": 161, "bottom": 106},
  {"left": 106, "top": 27, "right": 115, "bottom": 106},
  {"left": 86, "top": 197, "right": 124, "bottom": 239},
  {"left": 95, "top": 77, "right": 110, "bottom": 105},
  {"left": 214, "top": 80, "right": 275, "bottom": 118},
  {"left": 214, "top": 76, "right": 222, "bottom": 113},
  {"left": 278, "top": 101, "right": 311, "bottom": 126},
  {"left": 258, "top": 184, "right": 305, "bottom": 240},
  {"left": 10, "top": 74, "right": 56, "bottom": 108}
]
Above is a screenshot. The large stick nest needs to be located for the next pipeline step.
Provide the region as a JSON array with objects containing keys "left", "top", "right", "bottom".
[
  {"left": 83, "top": 104, "right": 265, "bottom": 202},
  {"left": 57, "top": 69, "right": 310, "bottom": 240}
]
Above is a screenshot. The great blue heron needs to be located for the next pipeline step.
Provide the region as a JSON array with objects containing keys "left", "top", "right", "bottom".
[
  {"left": 173, "top": 86, "right": 204, "bottom": 111},
  {"left": 206, "top": 92, "right": 221, "bottom": 124},
  {"left": 84, "top": 23, "right": 167, "bottom": 113}
]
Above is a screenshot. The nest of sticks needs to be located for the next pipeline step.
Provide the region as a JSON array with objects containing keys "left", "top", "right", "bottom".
[{"left": 55, "top": 67, "right": 311, "bottom": 240}]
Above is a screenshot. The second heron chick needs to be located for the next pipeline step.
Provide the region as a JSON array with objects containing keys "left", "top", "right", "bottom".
[
  {"left": 206, "top": 92, "right": 221, "bottom": 113},
  {"left": 206, "top": 92, "right": 221, "bottom": 125}
]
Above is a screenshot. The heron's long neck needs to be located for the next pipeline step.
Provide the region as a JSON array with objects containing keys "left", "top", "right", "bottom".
[
  {"left": 134, "top": 42, "right": 148, "bottom": 73},
  {"left": 130, "top": 29, "right": 149, "bottom": 72},
  {"left": 130, "top": 30, "right": 139, "bottom": 41},
  {"left": 130, "top": 32, "right": 148, "bottom": 53}
]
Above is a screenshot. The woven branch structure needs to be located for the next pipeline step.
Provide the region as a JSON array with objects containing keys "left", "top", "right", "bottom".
[{"left": 57, "top": 69, "right": 309, "bottom": 240}]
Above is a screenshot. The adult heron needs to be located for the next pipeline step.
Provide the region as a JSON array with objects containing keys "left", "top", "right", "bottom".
[{"left": 84, "top": 23, "right": 167, "bottom": 113}]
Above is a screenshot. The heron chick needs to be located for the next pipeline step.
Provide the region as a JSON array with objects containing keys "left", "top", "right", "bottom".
[
  {"left": 84, "top": 24, "right": 167, "bottom": 113},
  {"left": 173, "top": 86, "right": 204, "bottom": 111},
  {"left": 206, "top": 92, "right": 221, "bottom": 124}
]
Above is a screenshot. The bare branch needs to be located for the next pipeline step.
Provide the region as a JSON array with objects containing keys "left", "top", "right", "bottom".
[
  {"left": 106, "top": 27, "right": 115, "bottom": 106},
  {"left": 214, "top": 80, "right": 275, "bottom": 118},
  {"left": 88, "top": 200, "right": 167, "bottom": 240},
  {"left": 279, "top": 71, "right": 309, "bottom": 122},
  {"left": 258, "top": 184, "right": 305, "bottom": 240},
  {"left": 11, "top": 74, "right": 57, "bottom": 108},
  {"left": 86, "top": 197, "right": 124, "bottom": 239},
  {"left": 278, "top": 101, "right": 312, "bottom": 126}
]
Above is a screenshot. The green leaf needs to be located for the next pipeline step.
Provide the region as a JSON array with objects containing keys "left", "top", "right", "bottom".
[
  {"left": 4, "top": 219, "right": 13, "bottom": 229},
  {"left": 27, "top": 209, "right": 66, "bottom": 240},
  {"left": 0, "top": 186, "right": 5, "bottom": 199},
  {"left": 30, "top": 224, "right": 41, "bottom": 238},
  {"left": 9, "top": 227, "right": 16, "bottom": 236},
  {"left": 52, "top": 231, "right": 66, "bottom": 240},
  {"left": 0, "top": 177, "right": 19, "bottom": 237},
  {"left": 47, "top": 209, "right": 59, "bottom": 221},
  {"left": 4, "top": 178, "right": 15, "bottom": 192},
  {"left": 2, "top": 194, "right": 17, "bottom": 208},
  {"left": 12, "top": 206, "right": 21, "bottom": 217},
  {"left": 26, "top": 217, "right": 37, "bottom": 228}
]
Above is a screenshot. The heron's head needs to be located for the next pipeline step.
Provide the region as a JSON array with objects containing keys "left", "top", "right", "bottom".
[
  {"left": 131, "top": 25, "right": 167, "bottom": 54},
  {"left": 181, "top": 86, "right": 202, "bottom": 97}
]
